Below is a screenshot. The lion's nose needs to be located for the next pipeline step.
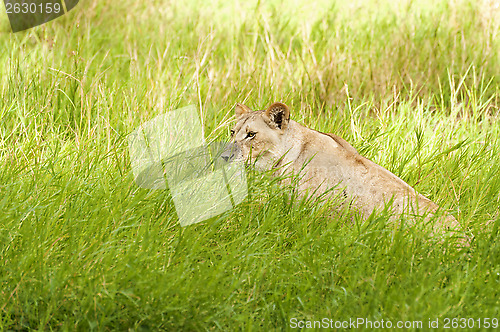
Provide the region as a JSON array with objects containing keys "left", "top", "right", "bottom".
[
  {"left": 221, "top": 142, "right": 238, "bottom": 162},
  {"left": 221, "top": 149, "right": 234, "bottom": 162}
]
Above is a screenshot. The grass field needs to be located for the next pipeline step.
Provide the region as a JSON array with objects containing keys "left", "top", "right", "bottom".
[{"left": 1, "top": 0, "right": 499, "bottom": 330}]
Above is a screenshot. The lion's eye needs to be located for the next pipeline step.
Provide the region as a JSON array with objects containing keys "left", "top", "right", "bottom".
[{"left": 246, "top": 131, "right": 256, "bottom": 139}]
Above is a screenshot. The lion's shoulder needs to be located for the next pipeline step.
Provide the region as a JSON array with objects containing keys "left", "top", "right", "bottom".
[{"left": 323, "top": 133, "right": 359, "bottom": 155}]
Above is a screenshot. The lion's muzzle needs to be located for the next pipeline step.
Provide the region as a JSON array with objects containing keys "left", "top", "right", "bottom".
[{"left": 221, "top": 142, "right": 241, "bottom": 162}]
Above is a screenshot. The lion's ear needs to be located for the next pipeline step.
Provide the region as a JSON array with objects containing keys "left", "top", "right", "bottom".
[
  {"left": 235, "top": 103, "right": 252, "bottom": 117},
  {"left": 265, "top": 102, "right": 290, "bottom": 130}
]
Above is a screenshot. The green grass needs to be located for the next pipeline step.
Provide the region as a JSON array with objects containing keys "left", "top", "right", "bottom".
[{"left": 1, "top": 0, "right": 499, "bottom": 330}]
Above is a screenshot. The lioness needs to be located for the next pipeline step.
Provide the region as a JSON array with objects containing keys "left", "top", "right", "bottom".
[{"left": 224, "top": 102, "right": 469, "bottom": 245}]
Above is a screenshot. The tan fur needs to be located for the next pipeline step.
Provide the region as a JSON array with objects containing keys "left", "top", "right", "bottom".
[{"left": 226, "top": 102, "right": 470, "bottom": 245}]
